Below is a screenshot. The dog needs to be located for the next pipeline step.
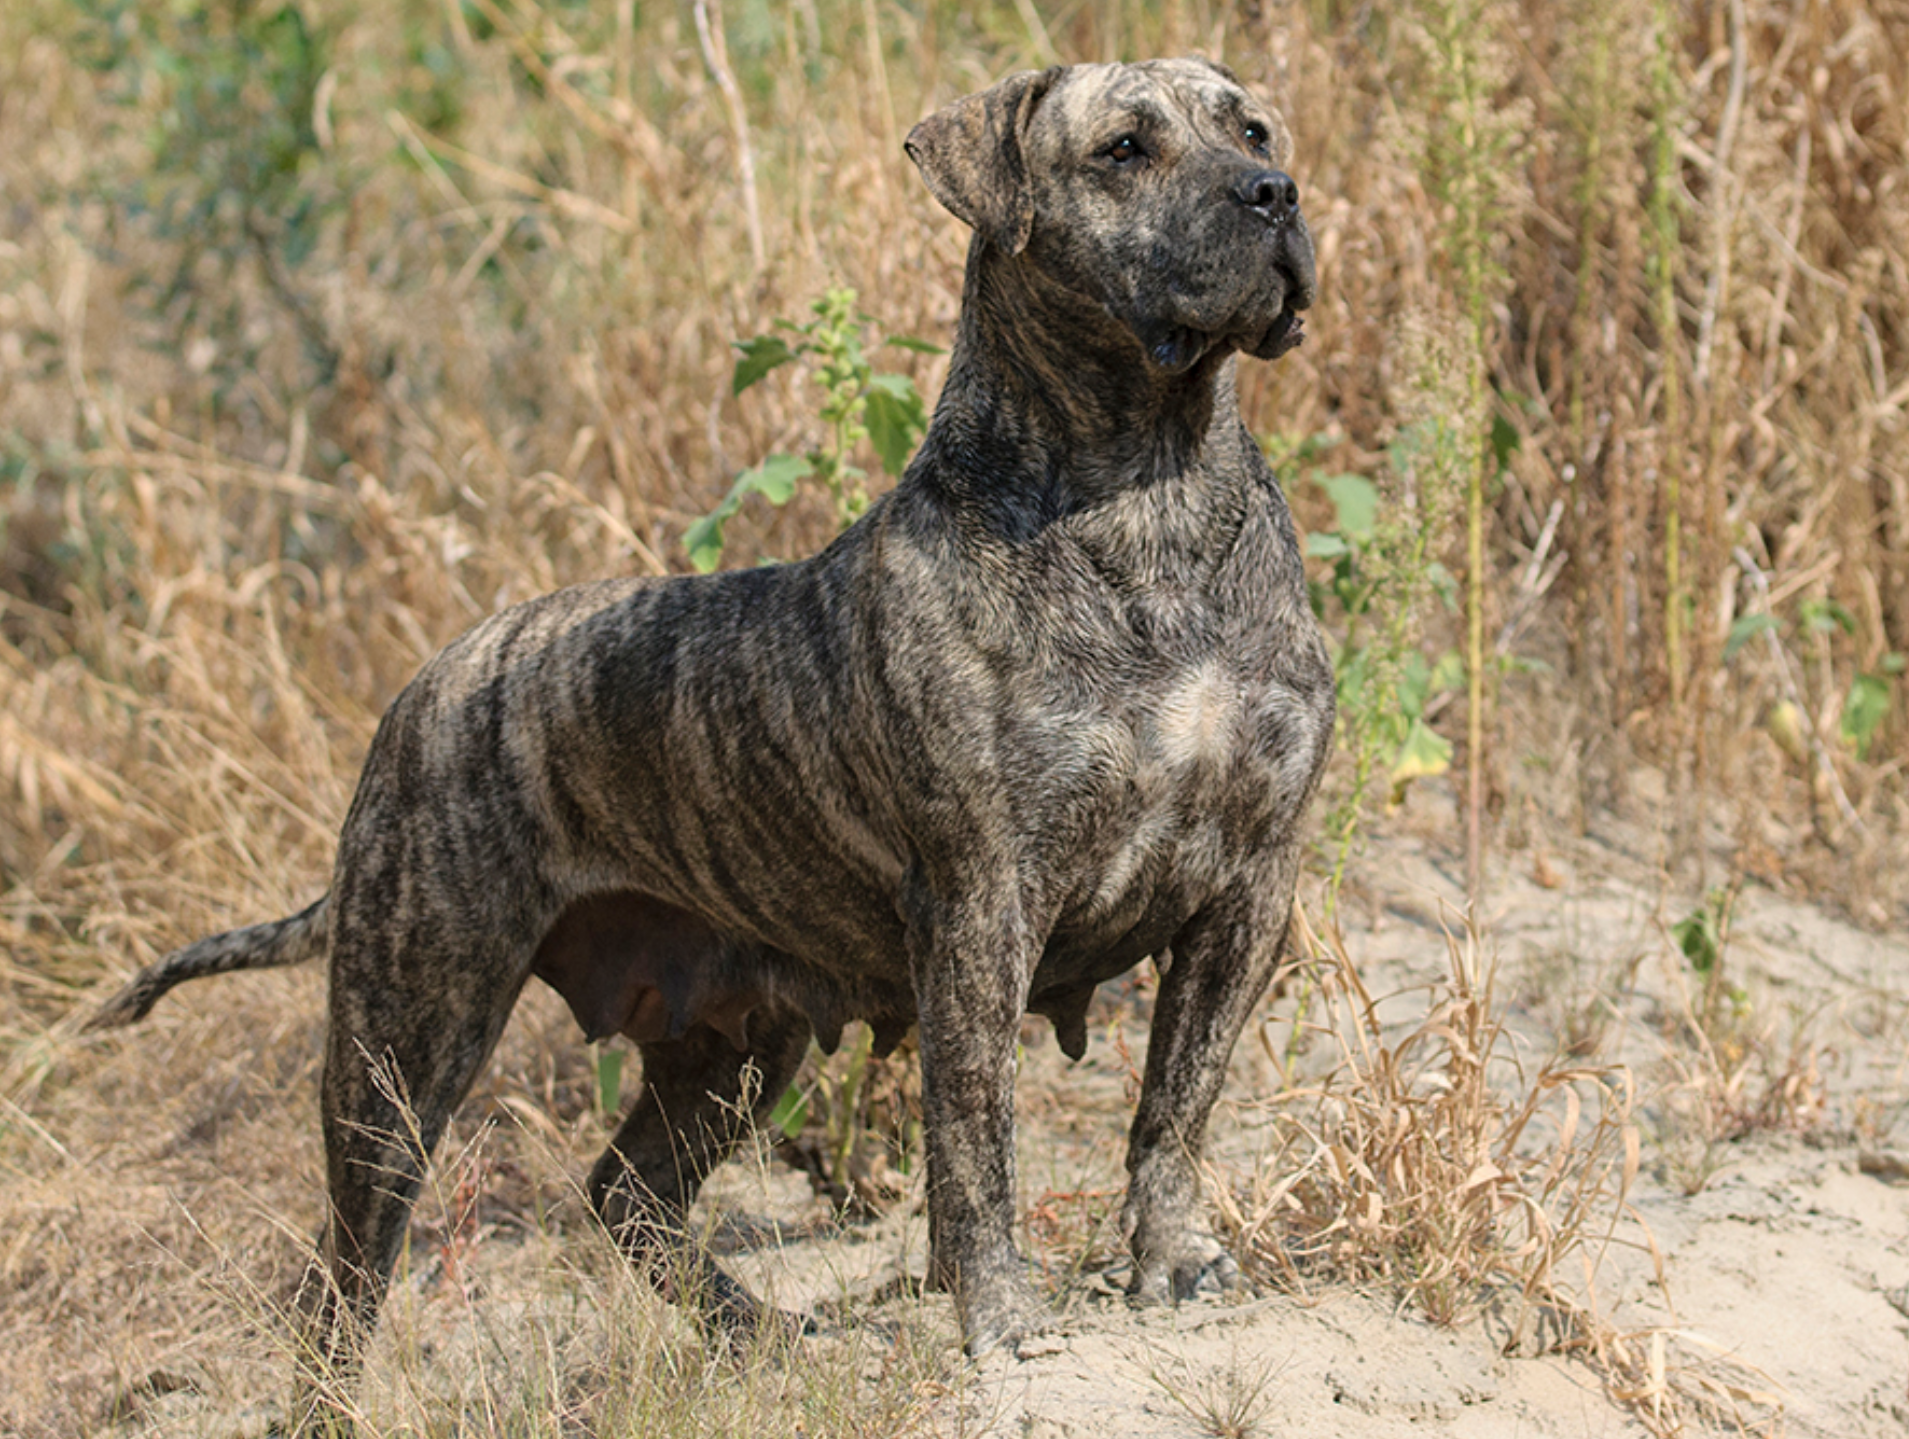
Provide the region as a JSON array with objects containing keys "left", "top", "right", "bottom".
[{"left": 89, "top": 55, "right": 1331, "bottom": 1421}]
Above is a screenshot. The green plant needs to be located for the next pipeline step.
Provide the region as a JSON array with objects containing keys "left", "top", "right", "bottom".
[
  {"left": 1656, "top": 884, "right": 1829, "bottom": 1201},
  {"left": 1277, "top": 416, "right": 1464, "bottom": 1075},
  {"left": 1843, "top": 661, "right": 1903, "bottom": 760},
  {"left": 591, "top": 1039, "right": 625, "bottom": 1119},
  {"left": 769, "top": 1022, "right": 920, "bottom": 1215},
  {"left": 685, "top": 287, "right": 936, "bottom": 571},
  {"left": 1288, "top": 421, "right": 1462, "bottom": 910},
  {"left": 1657, "top": 874, "right": 1821, "bottom": 1193},
  {"left": 1724, "top": 603, "right": 1902, "bottom": 764},
  {"left": 1670, "top": 881, "right": 1748, "bottom": 1048},
  {"left": 76, "top": 0, "right": 338, "bottom": 378}
]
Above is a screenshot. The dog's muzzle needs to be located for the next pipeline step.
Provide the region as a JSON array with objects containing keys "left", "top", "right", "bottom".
[{"left": 1230, "top": 167, "right": 1315, "bottom": 361}]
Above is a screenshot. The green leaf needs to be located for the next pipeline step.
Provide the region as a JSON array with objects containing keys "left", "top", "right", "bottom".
[
  {"left": 865, "top": 374, "right": 929, "bottom": 477},
  {"left": 683, "top": 453, "right": 814, "bottom": 572},
  {"left": 1273, "top": 430, "right": 1336, "bottom": 466},
  {"left": 1672, "top": 905, "right": 1722, "bottom": 976},
  {"left": 1336, "top": 647, "right": 1372, "bottom": 710},
  {"left": 1388, "top": 718, "right": 1452, "bottom": 801},
  {"left": 1396, "top": 650, "right": 1432, "bottom": 720},
  {"left": 1489, "top": 412, "right": 1520, "bottom": 475},
  {"left": 884, "top": 335, "right": 945, "bottom": 355},
  {"left": 1305, "top": 532, "right": 1351, "bottom": 559},
  {"left": 1723, "top": 612, "right": 1779, "bottom": 664},
  {"left": 1314, "top": 473, "right": 1380, "bottom": 542},
  {"left": 768, "top": 1082, "right": 809, "bottom": 1140},
  {"left": 593, "top": 1044, "right": 624, "bottom": 1118},
  {"left": 1306, "top": 579, "right": 1329, "bottom": 620},
  {"left": 1799, "top": 597, "right": 1856, "bottom": 635},
  {"left": 683, "top": 513, "right": 728, "bottom": 574},
  {"left": 734, "top": 451, "right": 811, "bottom": 504},
  {"left": 1430, "top": 649, "right": 1466, "bottom": 693},
  {"left": 1332, "top": 562, "right": 1368, "bottom": 617},
  {"left": 1841, "top": 672, "right": 1892, "bottom": 760},
  {"left": 866, "top": 372, "right": 920, "bottom": 398},
  {"left": 732, "top": 335, "right": 799, "bottom": 394}
]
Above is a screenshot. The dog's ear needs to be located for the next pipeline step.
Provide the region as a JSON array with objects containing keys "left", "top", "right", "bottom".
[
  {"left": 1192, "top": 55, "right": 1242, "bottom": 86},
  {"left": 905, "top": 67, "right": 1062, "bottom": 256}
]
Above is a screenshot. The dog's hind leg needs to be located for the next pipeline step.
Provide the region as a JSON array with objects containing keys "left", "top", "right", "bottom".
[
  {"left": 588, "top": 1003, "right": 812, "bottom": 1334},
  {"left": 290, "top": 929, "right": 529, "bottom": 1435}
]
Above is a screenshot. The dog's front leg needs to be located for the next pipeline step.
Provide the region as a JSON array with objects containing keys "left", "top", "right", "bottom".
[
  {"left": 1122, "top": 845, "right": 1303, "bottom": 1305},
  {"left": 905, "top": 877, "right": 1043, "bottom": 1355}
]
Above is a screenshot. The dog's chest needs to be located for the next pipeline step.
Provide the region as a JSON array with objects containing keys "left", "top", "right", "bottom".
[
  {"left": 1023, "top": 646, "right": 1306, "bottom": 932},
  {"left": 1144, "top": 659, "right": 1243, "bottom": 772}
]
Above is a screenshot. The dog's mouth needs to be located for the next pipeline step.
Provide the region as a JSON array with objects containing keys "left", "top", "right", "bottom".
[
  {"left": 1136, "top": 303, "right": 1307, "bottom": 374},
  {"left": 1128, "top": 235, "right": 1316, "bottom": 375},
  {"left": 1244, "top": 248, "right": 1316, "bottom": 361},
  {"left": 1245, "top": 305, "right": 1307, "bottom": 361}
]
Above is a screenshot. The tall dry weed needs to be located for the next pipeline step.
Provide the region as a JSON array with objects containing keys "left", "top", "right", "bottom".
[{"left": 1227, "top": 913, "right": 1639, "bottom": 1330}]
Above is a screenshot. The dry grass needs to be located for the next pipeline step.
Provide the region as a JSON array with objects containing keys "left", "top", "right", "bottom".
[
  {"left": 1143, "top": 1341, "right": 1283, "bottom": 1439},
  {"left": 281, "top": 1072, "right": 960, "bottom": 1439},
  {"left": 1223, "top": 912, "right": 1640, "bottom": 1331},
  {"left": 2, "top": 0, "right": 1906, "bottom": 1432},
  {"left": 1217, "top": 908, "right": 1784, "bottom": 1436},
  {"left": 1649, "top": 913, "right": 1836, "bottom": 1198}
]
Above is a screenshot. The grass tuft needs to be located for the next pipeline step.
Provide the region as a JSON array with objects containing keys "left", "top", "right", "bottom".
[{"left": 1225, "top": 907, "right": 1782, "bottom": 1435}]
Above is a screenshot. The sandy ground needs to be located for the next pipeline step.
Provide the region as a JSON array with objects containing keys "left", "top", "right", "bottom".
[
  {"left": 21, "top": 803, "right": 1909, "bottom": 1438},
  {"left": 710, "top": 808, "right": 1909, "bottom": 1438}
]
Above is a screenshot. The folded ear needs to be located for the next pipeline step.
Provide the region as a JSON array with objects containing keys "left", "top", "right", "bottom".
[{"left": 904, "top": 67, "right": 1062, "bottom": 256}]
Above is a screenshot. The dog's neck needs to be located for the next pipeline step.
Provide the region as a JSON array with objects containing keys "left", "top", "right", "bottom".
[{"left": 919, "top": 238, "right": 1255, "bottom": 514}]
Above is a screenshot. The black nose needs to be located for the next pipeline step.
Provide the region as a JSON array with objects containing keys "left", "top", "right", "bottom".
[{"left": 1232, "top": 169, "right": 1300, "bottom": 222}]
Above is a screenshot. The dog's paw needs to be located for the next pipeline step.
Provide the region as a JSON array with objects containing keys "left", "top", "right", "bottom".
[
  {"left": 693, "top": 1263, "right": 811, "bottom": 1351},
  {"left": 1127, "top": 1233, "right": 1247, "bottom": 1307},
  {"left": 960, "top": 1274, "right": 1047, "bottom": 1359}
]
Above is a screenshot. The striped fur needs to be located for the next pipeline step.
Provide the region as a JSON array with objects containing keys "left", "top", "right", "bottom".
[{"left": 86, "top": 898, "right": 330, "bottom": 1030}]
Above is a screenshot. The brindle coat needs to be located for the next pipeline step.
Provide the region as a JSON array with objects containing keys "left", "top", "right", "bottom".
[{"left": 89, "top": 56, "right": 1332, "bottom": 1419}]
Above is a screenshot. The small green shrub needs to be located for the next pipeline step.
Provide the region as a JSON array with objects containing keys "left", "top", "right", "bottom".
[
  {"left": 76, "top": 0, "right": 338, "bottom": 375},
  {"left": 1281, "top": 419, "right": 1463, "bottom": 911},
  {"left": 685, "top": 287, "right": 936, "bottom": 571}
]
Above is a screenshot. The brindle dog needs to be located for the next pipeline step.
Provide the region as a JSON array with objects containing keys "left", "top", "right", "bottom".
[{"left": 89, "top": 55, "right": 1331, "bottom": 1417}]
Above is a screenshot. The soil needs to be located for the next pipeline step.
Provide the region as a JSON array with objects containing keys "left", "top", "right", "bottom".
[
  {"left": 24, "top": 801, "right": 1909, "bottom": 1439},
  {"left": 703, "top": 803, "right": 1909, "bottom": 1438}
]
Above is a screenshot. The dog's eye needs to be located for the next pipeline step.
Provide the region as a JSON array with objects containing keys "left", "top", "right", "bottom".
[
  {"left": 1103, "top": 135, "right": 1146, "bottom": 166},
  {"left": 1244, "top": 121, "right": 1271, "bottom": 152}
]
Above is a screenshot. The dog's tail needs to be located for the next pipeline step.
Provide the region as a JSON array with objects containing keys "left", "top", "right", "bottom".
[{"left": 84, "top": 895, "right": 332, "bottom": 1032}]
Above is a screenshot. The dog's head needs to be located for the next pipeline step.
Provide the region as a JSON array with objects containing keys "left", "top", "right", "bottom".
[{"left": 907, "top": 58, "right": 1317, "bottom": 375}]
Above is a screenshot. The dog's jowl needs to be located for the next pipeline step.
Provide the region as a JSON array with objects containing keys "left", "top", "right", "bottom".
[{"left": 90, "top": 57, "right": 1333, "bottom": 1420}]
